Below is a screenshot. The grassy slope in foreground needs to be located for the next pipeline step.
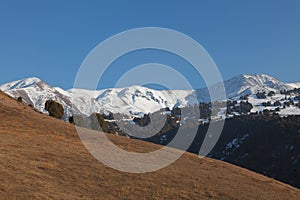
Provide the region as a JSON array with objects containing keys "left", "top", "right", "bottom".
[{"left": 0, "top": 91, "right": 299, "bottom": 199}]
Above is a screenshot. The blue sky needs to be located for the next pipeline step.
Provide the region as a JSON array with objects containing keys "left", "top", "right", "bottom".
[{"left": 0, "top": 0, "right": 299, "bottom": 90}]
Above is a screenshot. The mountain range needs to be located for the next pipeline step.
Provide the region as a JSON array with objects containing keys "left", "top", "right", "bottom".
[
  {"left": 1, "top": 74, "right": 300, "bottom": 118},
  {"left": 1, "top": 89, "right": 299, "bottom": 199},
  {"left": 1, "top": 74, "right": 300, "bottom": 189}
]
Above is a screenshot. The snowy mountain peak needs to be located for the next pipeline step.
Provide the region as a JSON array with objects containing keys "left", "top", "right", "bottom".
[
  {"left": 0, "top": 77, "right": 43, "bottom": 91},
  {"left": 241, "top": 74, "right": 283, "bottom": 85},
  {"left": 223, "top": 74, "right": 288, "bottom": 98}
]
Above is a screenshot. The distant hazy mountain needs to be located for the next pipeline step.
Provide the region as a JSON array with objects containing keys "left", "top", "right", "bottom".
[{"left": 1, "top": 74, "right": 300, "bottom": 117}]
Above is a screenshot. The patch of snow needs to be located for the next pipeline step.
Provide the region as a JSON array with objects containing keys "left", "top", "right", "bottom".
[
  {"left": 279, "top": 107, "right": 300, "bottom": 116},
  {"left": 223, "top": 134, "right": 249, "bottom": 157},
  {"left": 286, "top": 82, "right": 300, "bottom": 89}
]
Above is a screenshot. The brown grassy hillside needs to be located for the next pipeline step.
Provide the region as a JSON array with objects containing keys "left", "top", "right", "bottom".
[{"left": 0, "top": 91, "right": 299, "bottom": 199}]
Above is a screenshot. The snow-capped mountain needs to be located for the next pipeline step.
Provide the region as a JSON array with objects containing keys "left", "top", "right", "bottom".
[
  {"left": 1, "top": 74, "right": 300, "bottom": 118},
  {"left": 68, "top": 86, "right": 194, "bottom": 116},
  {"left": 0, "top": 78, "right": 77, "bottom": 117},
  {"left": 192, "top": 74, "right": 294, "bottom": 102},
  {"left": 222, "top": 74, "right": 292, "bottom": 97},
  {"left": 286, "top": 82, "right": 300, "bottom": 89},
  {"left": 0, "top": 77, "right": 195, "bottom": 117}
]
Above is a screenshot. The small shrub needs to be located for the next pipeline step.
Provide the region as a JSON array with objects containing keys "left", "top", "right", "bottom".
[
  {"left": 240, "top": 95, "right": 249, "bottom": 100},
  {"left": 256, "top": 92, "right": 267, "bottom": 99},
  {"left": 267, "top": 91, "right": 275, "bottom": 97},
  {"left": 89, "top": 113, "right": 108, "bottom": 132},
  {"left": 262, "top": 101, "right": 272, "bottom": 107},
  {"left": 273, "top": 101, "right": 281, "bottom": 107},
  {"left": 17, "top": 97, "right": 22, "bottom": 103},
  {"left": 69, "top": 116, "right": 74, "bottom": 124},
  {"left": 44, "top": 100, "right": 64, "bottom": 119}
]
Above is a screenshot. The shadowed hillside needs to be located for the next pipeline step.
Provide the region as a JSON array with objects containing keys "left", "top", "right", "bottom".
[{"left": 0, "top": 91, "right": 300, "bottom": 199}]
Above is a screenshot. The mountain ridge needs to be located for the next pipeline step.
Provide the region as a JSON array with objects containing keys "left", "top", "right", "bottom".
[{"left": 1, "top": 74, "right": 299, "bottom": 117}]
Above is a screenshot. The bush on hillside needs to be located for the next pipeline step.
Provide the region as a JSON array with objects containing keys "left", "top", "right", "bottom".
[
  {"left": 256, "top": 92, "right": 267, "bottom": 99},
  {"left": 262, "top": 101, "right": 272, "bottom": 107},
  {"left": 17, "top": 96, "right": 23, "bottom": 103},
  {"left": 240, "top": 95, "right": 249, "bottom": 100},
  {"left": 89, "top": 113, "right": 108, "bottom": 132},
  {"left": 267, "top": 91, "right": 275, "bottom": 97},
  {"left": 273, "top": 101, "right": 282, "bottom": 107},
  {"left": 69, "top": 116, "right": 75, "bottom": 124},
  {"left": 44, "top": 100, "right": 64, "bottom": 119}
]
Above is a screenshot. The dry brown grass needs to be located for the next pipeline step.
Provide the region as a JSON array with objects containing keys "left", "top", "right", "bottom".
[{"left": 0, "top": 90, "right": 300, "bottom": 199}]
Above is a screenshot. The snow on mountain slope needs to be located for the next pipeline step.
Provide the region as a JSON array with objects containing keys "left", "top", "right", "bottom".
[
  {"left": 0, "top": 77, "right": 195, "bottom": 117},
  {"left": 191, "top": 74, "right": 292, "bottom": 102},
  {"left": 220, "top": 75, "right": 300, "bottom": 116},
  {"left": 1, "top": 74, "right": 300, "bottom": 118},
  {"left": 0, "top": 77, "right": 42, "bottom": 91},
  {"left": 222, "top": 74, "right": 290, "bottom": 98},
  {"left": 286, "top": 82, "right": 300, "bottom": 89},
  {"left": 69, "top": 86, "right": 195, "bottom": 115},
  {"left": 0, "top": 77, "right": 78, "bottom": 118}
]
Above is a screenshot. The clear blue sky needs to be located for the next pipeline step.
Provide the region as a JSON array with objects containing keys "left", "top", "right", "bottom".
[{"left": 0, "top": 0, "right": 299, "bottom": 90}]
